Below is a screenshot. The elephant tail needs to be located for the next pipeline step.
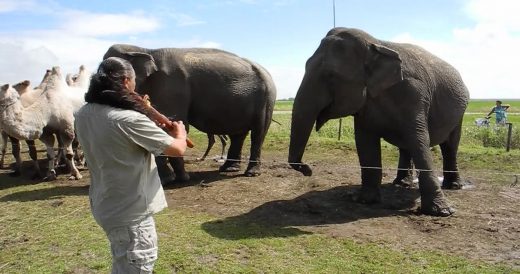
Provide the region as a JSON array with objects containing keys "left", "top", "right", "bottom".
[{"left": 250, "top": 61, "right": 277, "bottom": 132}]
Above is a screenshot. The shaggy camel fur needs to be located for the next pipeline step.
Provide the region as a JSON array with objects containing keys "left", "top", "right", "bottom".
[
  {"left": 0, "top": 69, "right": 53, "bottom": 177},
  {"left": 0, "top": 67, "right": 82, "bottom": 180}
]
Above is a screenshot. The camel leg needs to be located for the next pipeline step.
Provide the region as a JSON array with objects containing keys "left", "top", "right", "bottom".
[
  {"left": 26, "top": 140, "right": 43, "bottom": 179},
  {"left": 39, "top": 132, "right": 57, "bottom": 181},
  {"left": 8, "top": 136, "right": 22, "bottom": 176},
  {"left": 58, "top": 131, "right": 82, "bottom": 180},
  {"left": 72, "top": 136, "right": 84, "bottom": 167},
  {"left": 218, "top": 135, "right": 228, "bottom": 159},
  {"left": 0, "top": 131, "right": 7, "bottom": 169}
]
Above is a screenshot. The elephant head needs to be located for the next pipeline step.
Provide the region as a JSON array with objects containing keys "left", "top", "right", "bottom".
[
  {"left": 103, "top": 44, "right": 158, "bottom": 90},
  {"left": 288, "top": 28, "right": 403, "bottom": 175}
]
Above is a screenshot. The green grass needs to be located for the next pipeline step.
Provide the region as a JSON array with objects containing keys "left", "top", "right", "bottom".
[
  {"left": 274, "top": 99, "right": 294, "bottom": 111},
  {"left": 1, "top": 99, "right": 520, "bottom": 273},
  {"left": 276, "top": 98, "right": 520, "bottom": 114},
  {"left": 0, "top": 181, "right": 514, "bottom": 273}
]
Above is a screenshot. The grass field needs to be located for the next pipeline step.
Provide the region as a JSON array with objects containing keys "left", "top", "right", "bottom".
[
  {"left": 1, "top": 99, "right": 519, "bottom": 273},
  {"left": 275, "top": 99, "right": 520, "bottom": 113}
]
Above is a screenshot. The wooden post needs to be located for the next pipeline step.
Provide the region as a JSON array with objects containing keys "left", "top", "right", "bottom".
[
  {"left": 338, "top": 118, "right": 342, "bottom": 140},
  {"left": 506, "top": 122, "right": 513, "bottom": 152}
]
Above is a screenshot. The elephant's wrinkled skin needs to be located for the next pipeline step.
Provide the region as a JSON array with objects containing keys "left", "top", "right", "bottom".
[
  {"left": 288, "top": 28, "right": 469, "bottom": 216},
  {"left": 104, "top": 45, "right": 276, "bottom": 180}
]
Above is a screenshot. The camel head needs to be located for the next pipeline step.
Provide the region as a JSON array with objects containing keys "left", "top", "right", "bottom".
[
  {"left": 42, "top": 66, "right": 65, "bottom": 92},
  {"left": 0, "top": 84, "right": 20, "bottom": 103},
  {"left": 65, "top": 65, "right": 91, "bottom": 88},
  {"left": 13, "top": 80, "right": 31, "bottom": 95}
]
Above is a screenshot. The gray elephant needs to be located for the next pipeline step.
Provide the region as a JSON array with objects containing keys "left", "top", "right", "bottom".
[
  {"left": 288, "top": 28, "right": 469, "bottom": 216},
  {"left": 103, "top": 45, "right": 276, "bottom": 179}
]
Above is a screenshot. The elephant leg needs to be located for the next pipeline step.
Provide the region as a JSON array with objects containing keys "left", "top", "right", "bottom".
[
  {"left": 156, "top": 156, "right": 175, "bottom": 185},
  {"left": 26, "top": 140, "right": 43, "bottom": 180},
  {"left": 220, "top": 133, "right": 247, "bottom": 172},
  {"left": 8, "top": 136, "right": 22, "bottom": 177},
  {"left": 440, "top": 124, "right": 463, "bottom": 189},
  {"left": 354, "top": 127, "right": 382, "bottom": 204},
  {"left": 168, "top": 156, "right": 190, "bottom": 182},
  {"left": 245, "top": 127, "right": 266, "bottom": 177},
  {"left": 0, "top": 131, "right": 7, "bottom": 169},
  {"left": 392, "top": 148, "right": 415, "bottom": 187},
  {"left": 409, "top": 133, "right": 454, "bottom": 217},
  {"left": 200, "top": 134, "right": 216, "bottom": 161}
]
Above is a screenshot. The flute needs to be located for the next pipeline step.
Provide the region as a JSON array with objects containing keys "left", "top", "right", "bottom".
[{"left": 140, "top": 94, "right": 195, "bottom": 148}]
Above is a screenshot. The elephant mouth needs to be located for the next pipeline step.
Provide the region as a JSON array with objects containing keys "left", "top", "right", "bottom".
[{"left": 316, "top": 107, "right": 331, "bottom": 131}]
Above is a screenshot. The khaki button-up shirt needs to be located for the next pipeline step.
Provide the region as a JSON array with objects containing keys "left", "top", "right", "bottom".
[{"left": 74, "top": 103, "right": 174, "bottom": 230}]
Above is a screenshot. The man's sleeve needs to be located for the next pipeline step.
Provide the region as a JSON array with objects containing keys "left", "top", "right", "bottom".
[{"left": 118, "top": 115, "right": 175, "bottom": 156}]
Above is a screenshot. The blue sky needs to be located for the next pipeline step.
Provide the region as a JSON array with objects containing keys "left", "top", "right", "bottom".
[{"left": 0, "top": 0, "right": 518, "bottom": 99}]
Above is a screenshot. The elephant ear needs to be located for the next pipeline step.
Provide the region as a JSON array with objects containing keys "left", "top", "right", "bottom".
[
  {"left": 364, "top": 44, "right": 403, "bottom": 98},
  {"left": 124, "top": 52, "right": 158, "bottom": 78}
]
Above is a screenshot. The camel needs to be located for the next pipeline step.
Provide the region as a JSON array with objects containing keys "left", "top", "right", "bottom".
[
  {"left": 0, "top": 67, "right": 82, "bottom": 180},
  {"left": 0, "top": 69, "right": 54, "bottom": 178}
]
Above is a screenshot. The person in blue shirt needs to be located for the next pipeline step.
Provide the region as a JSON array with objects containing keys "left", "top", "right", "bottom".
[{"left": 487, "top": 100, "right": 510, "bottom": 125}]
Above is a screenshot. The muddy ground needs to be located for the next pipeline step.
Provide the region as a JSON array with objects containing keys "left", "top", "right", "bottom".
[
  {"left": 165, "top": 152, "right": 520, "bottom": 269},
  {"left": 4, "top": 149, "right": 520, "bottom": 269}
]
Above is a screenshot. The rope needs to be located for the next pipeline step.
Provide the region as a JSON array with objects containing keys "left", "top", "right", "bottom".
[{"left": 151, "top": 154, "right": 520, "bottom": 180}]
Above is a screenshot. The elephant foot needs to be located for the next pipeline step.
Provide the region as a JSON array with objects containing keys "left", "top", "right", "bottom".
[
  {"left": 244, "top": 164, "right": 261, "bottom": 177},
  {"left": 420, "top": 195, "right": 455, "bottom": 217},
  {"left": 160, "top": 175, "right": 176, "bottom": 186},
  {"left": 44, "top": 170, "right": 57, "bottom": 181},
  {"left": 174, "top": 173, "right": 190, "bottom": 182},
  {"left": 219, "top": 161, "right": 241, "bottom": 172},
  {"left": 355, "top": 187, "right": 381, "bottom": 204},
  {"left": 441, "top": 179, "right": 471, "bottom": 190},
  {"left": 31, "top": 171, "right": 44, "bottom": 180},
  {"left": 392, "top": 175, "right": 416, "bottom": 188},
  {"left": 290, "top": 163, "right": 312, "bottom": 176},
  {"left": 9, "top": 169, "right": 21, "bottom": 177}
]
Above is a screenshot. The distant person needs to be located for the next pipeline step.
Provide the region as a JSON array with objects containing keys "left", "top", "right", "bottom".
[{"left": 487, "top": 100, "right": 510, "bottom": 125}]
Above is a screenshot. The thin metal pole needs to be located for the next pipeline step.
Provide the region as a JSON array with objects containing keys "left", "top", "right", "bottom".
[
  {"left": 333, "top": 0, "right": 343, "bottom": 140},
  {"left": 333, "top": 0, "right": 336, "bottom": 27}
]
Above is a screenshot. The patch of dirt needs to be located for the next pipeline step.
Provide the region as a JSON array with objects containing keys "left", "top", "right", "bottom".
[{"left": 163, "top": 154, "right": 520, "bottom": 269}]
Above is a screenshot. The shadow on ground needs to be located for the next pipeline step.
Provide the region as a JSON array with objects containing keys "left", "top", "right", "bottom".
[{"left": 202, "top": 183, "right": 419, "bottom": 240}]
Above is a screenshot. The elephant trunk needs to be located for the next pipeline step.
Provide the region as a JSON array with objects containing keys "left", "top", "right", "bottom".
[{"left": 288, "top": 95, "right": 320, "bottom": 176}]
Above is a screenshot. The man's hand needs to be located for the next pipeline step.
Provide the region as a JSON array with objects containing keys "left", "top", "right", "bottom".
[{"left": 168, "top": 121, "right": 187, "bottom": 140}]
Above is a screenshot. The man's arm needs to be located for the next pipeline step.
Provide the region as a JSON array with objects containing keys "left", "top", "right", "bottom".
[
  {"left": 163, "top": 121, "right": 187, "bottom": 157},
  {"left": 486, "top": 107, "right": 496, "bottom": 117}
]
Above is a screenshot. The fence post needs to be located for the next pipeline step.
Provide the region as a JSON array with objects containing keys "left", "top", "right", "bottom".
[
  {"left": 506, "top": 122, "right": 513, "bottom": 152},
  {"left": 338, "top": 118, "right": 342, "bottom": 140}
]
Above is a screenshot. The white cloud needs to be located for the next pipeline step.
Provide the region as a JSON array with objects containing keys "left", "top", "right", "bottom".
[
  {"left": 60, "top": 11, "right": 160, "bottom": 37},
  {"left": 465, "top": 0, "right": 520, "bottom": 31},
  {"left": 265, "top": 65, "right": 304, "bottom": 99},
  {"left": 391, "top": 0, "right": 520, "bottom": 99},
  {"left": 170, "top": 13, "right": 205, "bottom": 26},
  {"left": 0, "top": 0, "right": 36, "bottom": 13},
  {"left": 0, "top": 2, "right": 221, "bottom": 87}
]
